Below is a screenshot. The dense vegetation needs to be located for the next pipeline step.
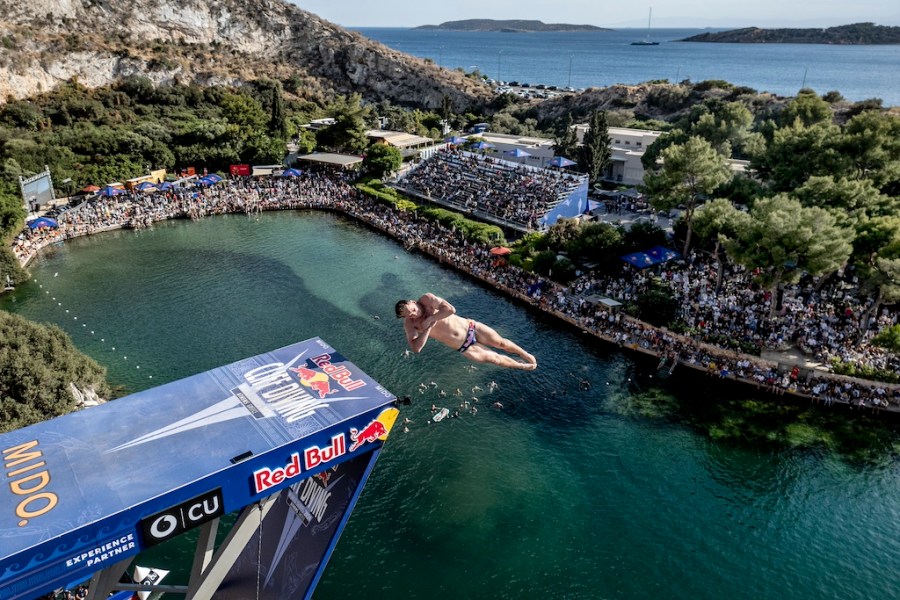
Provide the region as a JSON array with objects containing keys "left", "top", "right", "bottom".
[{"left": 0, "top": 311, "right": 111, "bottom": 432}]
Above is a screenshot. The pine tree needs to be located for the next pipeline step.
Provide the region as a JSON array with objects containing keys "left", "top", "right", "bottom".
[
  {"left": 268, "top": 81, "right": 287, "bottom": 139},
  {"left": 577, "top": 111, "right": 611, "bottom": 184},
  {"left": 553, "top": 114, "right": 578, "bottom": 159}
]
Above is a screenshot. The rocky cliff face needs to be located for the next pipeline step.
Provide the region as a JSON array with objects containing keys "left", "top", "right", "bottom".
[{"left": 0, "top": 0, "right": 492, "bottom": 109}]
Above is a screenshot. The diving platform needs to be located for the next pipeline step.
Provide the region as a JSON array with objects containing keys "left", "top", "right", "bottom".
[{"left": 0, "top": 338, "right": 398, "bottom": 600}]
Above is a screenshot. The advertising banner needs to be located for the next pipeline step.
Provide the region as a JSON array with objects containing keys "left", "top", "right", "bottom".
[{"left": 215, "top": 452, "right": 377, "bottom": 600}]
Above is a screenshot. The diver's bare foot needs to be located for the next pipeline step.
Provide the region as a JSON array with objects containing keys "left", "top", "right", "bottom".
[
  {"left": 517, "top": 360, "right": 537, "bottom": 371},
  {"left": 522, "top": 353, "right": 537, "bottom": 369}
]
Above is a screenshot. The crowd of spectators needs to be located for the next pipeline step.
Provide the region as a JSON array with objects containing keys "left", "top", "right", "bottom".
[
  {"left": 11, "top": 171, "right": 900, "bottom": 414},
  {"left": 396, "top": 148, "right": 584, "bottom": 229},
  {"left": 570, "top": 256, "right": 899, "bottom": 379}
]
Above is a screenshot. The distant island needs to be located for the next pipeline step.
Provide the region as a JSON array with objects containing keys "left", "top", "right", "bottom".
[
  {"left": 415, "top": 19, "right": 607, "bottom": 33},
  {"left": 681, "top": 22, "right": 900, "bottom": 44}
]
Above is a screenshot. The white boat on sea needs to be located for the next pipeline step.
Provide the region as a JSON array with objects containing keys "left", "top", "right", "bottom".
[{"left": 631, "top": 8, "right": 660, "bottom": 45}]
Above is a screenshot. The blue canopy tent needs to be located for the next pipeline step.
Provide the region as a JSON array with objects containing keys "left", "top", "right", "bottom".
[
  {"left": 196, "top": 176, "right": 217, "bottom": 186},
  {"left": 504, "top": 148, "right": 531, "bottom": 158},
  {"left": 646, "top": 246, "right": 680, "bottom": 263},
  {"left": 444, "top": 136, "right": 467, "bottom": 145},
  {"left": 98, "top": 186, "right": 125, "bottom": 197},
  {"left": 549, "top": 156, "right": 576, "bottom": 168},
  {"left": 27, "top": 216, "right": 58, "bottom": 229},
  {"left": 280, "top": 168, "right": 303, "bottom": 177},
  {"left": 135, "top": 181, "right": 158, "bottom": 192},
  {"left": 205, "top": 173, "right": 223, "bottom": 182},
  {"left": 471, "top": 141, "right": 494, "bottom": 151},
  {"left": 621, "top": 252, "right": 661, "bottom": 269},
  {"left": 157, "top": 181, "right": 174, "bottom": 191},
  {"left": 586, "top": 199, "right": 604, "bottom": 213}
]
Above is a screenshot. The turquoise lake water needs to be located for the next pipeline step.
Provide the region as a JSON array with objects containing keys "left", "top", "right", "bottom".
[{"left": 3, "top": 211, "right": 900, "bottom": 599}]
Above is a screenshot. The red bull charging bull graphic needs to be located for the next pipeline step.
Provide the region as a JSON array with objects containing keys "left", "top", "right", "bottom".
[{"left": 251, "top": 408, "right": 398, "bottom": 495}]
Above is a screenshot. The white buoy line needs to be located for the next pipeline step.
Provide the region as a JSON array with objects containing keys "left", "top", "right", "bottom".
[{"left": 33, "top": 278, "right": 155, "bottom": 379}]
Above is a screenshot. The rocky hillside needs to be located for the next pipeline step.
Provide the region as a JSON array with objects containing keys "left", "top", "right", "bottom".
[
  {"left": 681, "top": 22, "right": 900, "bottom": 45},
  {"left": 416, "top": 19, "right": 607, "bottom": 32},
  {"left": 0, "top": 0, "right": 492, "bottom": 109}
]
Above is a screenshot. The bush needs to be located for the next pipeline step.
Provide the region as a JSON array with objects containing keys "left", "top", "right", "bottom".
[
  {"left": 532, "top": 250, "right": 557, "bottom": 277},
  {"left": 0, "top": 246, "right": 26, "bottom": 285},
  {"left": 355, "top": 180, "right": 417, "bottom": 212},
  {"left": 0, "top": 310, "right": 111, "bottom": 432},
  {"left": 871, "top": 324, "right": 900, "bottom": 354},
  {"left": 417, "top": 206, "right": 505, "bottom": 245},
  {"left": 363, "top": 143, "right": 402, "bottom": 179},
  {"left": 830, "top": 359, "right": 900, "bottom": 384}
]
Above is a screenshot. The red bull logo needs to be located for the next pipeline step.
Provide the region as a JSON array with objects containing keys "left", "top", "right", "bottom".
[
  {"left": 304, "top": 434, "right": 346, "bottom": 470},
  {"left": 253, "top": 452, "right": 302, "bottom": 494},
  {"left": 310, "top": 353, "right": 367, "bottom": 392},
  {"left": 291, "top": 367, "right": 337, "bottom": 399},
  {"left": 349, "top": 419, "right": 388, "bottom": 452}
]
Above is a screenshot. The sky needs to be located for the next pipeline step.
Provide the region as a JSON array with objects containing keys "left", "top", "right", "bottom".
[{"left": 291, "top": 0, "right": 900, "bottom": 29}]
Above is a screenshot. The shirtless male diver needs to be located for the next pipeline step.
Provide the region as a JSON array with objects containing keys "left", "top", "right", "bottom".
[{"left": 395, "top": 293, "right": 537, "bottom": 370}]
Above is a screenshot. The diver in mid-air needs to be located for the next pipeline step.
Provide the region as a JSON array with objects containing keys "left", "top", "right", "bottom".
[{"left": 396, "top": 293, "right": 537, "bottom": 371}]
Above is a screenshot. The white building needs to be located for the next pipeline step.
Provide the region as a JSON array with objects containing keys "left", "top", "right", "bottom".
[
  {"left": 365, "top": 130, "right": 437, "bottom": 159},
  {"left": 573, "top": 125, "right": 662, "bottom": 186}
]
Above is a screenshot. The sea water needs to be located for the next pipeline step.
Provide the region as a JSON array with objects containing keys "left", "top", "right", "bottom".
[
  {"left": 4, "top": 211, "right": 900, "bottom": 599},
  {"left": 355, "top": 28, "right": 900, "bottom": 105}
]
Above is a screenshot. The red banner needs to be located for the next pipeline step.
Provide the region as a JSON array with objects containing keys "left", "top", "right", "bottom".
[{"left": 230, "top": 164, "right": 251, "bottom": 177}]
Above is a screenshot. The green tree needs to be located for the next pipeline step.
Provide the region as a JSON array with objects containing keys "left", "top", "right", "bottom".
[
  {"left": 691, "top": 198, "right": 751, "bottom": 294},
  {"left": 689, "top": 100, "right": 756, "bottom": 158},
  {"left": 0, "top": 311, "right": 111, "bottom": 432},
  {"left": 645, "top": 136, "right": 732, "bottom": 255},
  {"left": 553, "top": 113, "right": 578, "bottom": 159},
  {"left": 268, "top": 80, "right": 287, "bottom": 139},
  {"left": 839, "top": 110, "right": 900, "bottom": 196},
  {"left": 567, "top": 222, "right": 623, "bottom": 265},
  {"left": 852, "top": 215, "right": 900, "bottom": 265},
  {"left": 219, "top": 92, "right": 267, "bottom": 129},
  {"left": 751, "top": 120, "right": 848, "bottom": 192},
  {"left": 793, "top": 175, "right": 892, "bottom": 223},
  {"left": 364, "top": 143, "right": 402, "bottom": 178},
  {"left": 577, "top": 110, "right": 612, "bottom": 184},
  {"left": 857, "top": 255, "right": 900, "bottom": 336},
  {"left": 780, "top": 89, "right": 834, "bottom": 127},
  {"left": 872, "top": 324, "right": 900, "bottom": 354},
  {"left": 545, "top": 217, "right": 583, "bottom": 251},
  {"left": 623, "top": 221, "right": 667, "bottom": 253},
  {"left": 641, "top": 127, "right": 687, "bottom": 173},
  {"left": 318, "top": 94, "right": 371, "bottom": 153},
  {"left": 723, "top": 195, "right": 854, "bottom": 317}
]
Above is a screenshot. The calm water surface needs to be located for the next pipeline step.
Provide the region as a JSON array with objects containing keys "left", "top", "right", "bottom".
[
  {"left": 4, "top": 212, "right": 900, "bottom": 599},
  {"left": 355, "top": 28, "right": 900, "bottom": 105}
]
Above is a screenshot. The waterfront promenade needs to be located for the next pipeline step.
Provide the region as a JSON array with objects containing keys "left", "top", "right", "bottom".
[{"left": 9, "top": 174, "right": 900, "bottom": 414}]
